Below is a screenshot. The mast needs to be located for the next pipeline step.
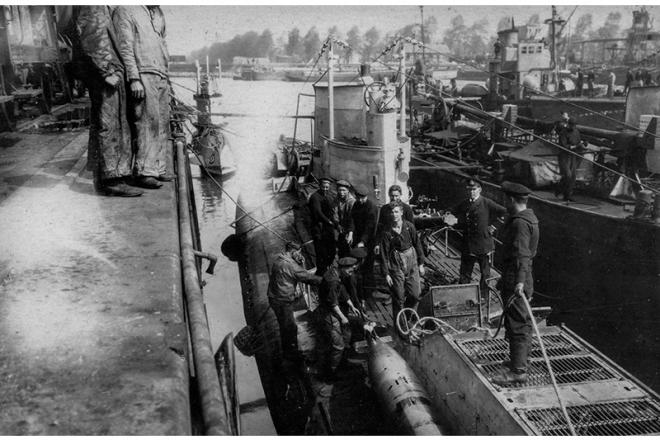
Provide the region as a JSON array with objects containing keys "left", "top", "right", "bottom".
[
  {"left": 399, "top": 40, "right": 406, "bottom": 136},
  {"left": 328, "top": 38, "right": 335, "bottom": 140},
  {"left": 420, "top": 6, "right": 425, "bottom": 66},
  {"left": 545, "top": 5, "right": 565, "bottom": 84}
]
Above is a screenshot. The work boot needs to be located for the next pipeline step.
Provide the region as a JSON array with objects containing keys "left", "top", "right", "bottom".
[
  {"left": 132, "top": 176, "right": 163, "bottom": 189},
  {"left": 491, "top": 369, "right": 528, "bottom": 386},
  {"left": 99, "top": 178, "right": 143, "bottom": 197},
  {"left": 157, "top": 173, "right": 175, "bottom": 182}
]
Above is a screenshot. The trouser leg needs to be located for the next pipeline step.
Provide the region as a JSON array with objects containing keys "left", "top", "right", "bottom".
[
  {"left": 502, "top": 272, "right": 532, "bottom": 373},
  {"left": 131, "top": 74, "right": 169, "bottom": 177},
  {"left": 87, "top": 76, "right": 132, "bottom": 181},
  {"left": 476, "top": 254, "right": 491, "bottom": 298},
  {"left": 271, "top": 301, "right": 300, "bottom": 364},
  {"left": 558, "top": 152, "right": 570, "bottom": 198},
  {"left": 566, "top": 155, "right": 583, "bottom": 198},
  {"left": 389, "top": 268, "right": 405, "bottom": 323},
  {"left": 324, "top": 313, "right": 346, "bottom": 373},
  {"left": 459, "top": 254, "right": 476, "bottom": 284}
]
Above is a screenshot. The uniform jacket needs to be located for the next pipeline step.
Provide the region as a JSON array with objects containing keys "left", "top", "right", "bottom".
[
  {"left": 379, "top": 220, "right": 425, "bottom": 275},
  {"left": 333, "top": 195, "right": 355, "bottom": 234},
  {"left": 308, "top": 190, "right": 335, "bottom": 235},
  {"left": 113, "top": 6, "right": 169, "bottom": 81},
  {"left": 454, "top": 196, "right": 506, "bottom": 255},
  {"left": 558, "top": 126, "right": 581, "bottom": 149},
  {"left": 318, "top": 265, "right": 350, "bottom": 311},
  {"left": 501, "top": 209, "right": 539, "bottom": 294},
  {"left": 70, "top": 6, "right": 124, "bottom": 80},
  {"left": 267, "top": 252, "right": 321, "bottom": 304},
  {"left": 351, "top": 198, "right": 378, "bottom": 245}
]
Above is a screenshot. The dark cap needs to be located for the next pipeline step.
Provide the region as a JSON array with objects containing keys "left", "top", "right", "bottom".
[
  {"left": 354, "top": 183, "right": 370, "bottom": 197},
  {"left": 319, "top": 177, "right": 332, "bottom": 183},
  {"left": 465, "top": 179, "right": 481, "bottom": 189},
  {"left": 336, "top": 179, "right": 351, "bottom": 188},
  {"left": 285, "top": 241, "right": 301, "bottom": 251},
  {"left": 338, "top": 257, "right": 357, "bottom": 267},
  {"left": 501, "top": 181, "right": 531, "bottom": 196},
  {"left": 349, "top": 247, "right": 368, "bottom": 259}
]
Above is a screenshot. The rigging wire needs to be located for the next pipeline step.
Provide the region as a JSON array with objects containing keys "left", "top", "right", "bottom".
[{"left": 186, "top": 146, "right": 290, "bottom": 244}]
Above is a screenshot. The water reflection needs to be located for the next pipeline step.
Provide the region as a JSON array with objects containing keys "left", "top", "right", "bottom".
[{"left": 175, "top": 78, "right": 315, "bottom": 435}]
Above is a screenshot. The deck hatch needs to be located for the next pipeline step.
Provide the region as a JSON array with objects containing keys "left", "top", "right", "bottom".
[
  {"left": 458, "top": 333, "right": 622, "bottom": 388},
  {"left": 517, "top": 398, "right": 660, "bottom": 435}
]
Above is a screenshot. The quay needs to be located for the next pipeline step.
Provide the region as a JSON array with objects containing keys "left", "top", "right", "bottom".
[{"left": 0, "top": 130, "right": 191, "bottom": 434}]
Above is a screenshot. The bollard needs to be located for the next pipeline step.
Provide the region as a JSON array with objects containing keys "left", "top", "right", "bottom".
[
  {"left": 632, "top": 189, "right": 654, "bottom": 219},
  {"left": 654, "top": 193, "right": 660, "bottom": 224}
]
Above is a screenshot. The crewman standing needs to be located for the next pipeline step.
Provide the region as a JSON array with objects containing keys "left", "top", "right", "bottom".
[
  {"left": 114, "top": 6, "right": 172, "bottom": 189},
  {"left": 318, "top": 257, "right": 360, "bottom": 380},
  {"left": 492, "top": 182, "right": 539, "bottom": 386},
  {"left": 377, "top": 184, "right": 414, "bottom": 235},
  {"left": 267, "top": 242, "right": 322, "bottom": 367},
  {"left": 379, "top": 204, "right": 425, "bottom": 324},
  {"left": 350, "top": 183, "right": 378, "bottom": 302},
  {"left": 351, "top": 184, "right": 378, "bottom": 250},
  {"left": 308, "top": 177, "right": 336, "bottom": 274},
  {"left": 70, "top": 6, "right": 141, "bottom": 197},
  {"left": 556, "top": 118, "right": 584, "bottom": 201},
  {"left": 445, "top": 179, "right": 506, "bottom": 297},
  {"left": 333, "top": 179, "right": 355, "bottom": 258}
]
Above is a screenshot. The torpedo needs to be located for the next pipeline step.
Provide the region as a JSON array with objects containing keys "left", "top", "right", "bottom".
[{"left": 367, "top": 334, "right": 445, "bottom": 435}]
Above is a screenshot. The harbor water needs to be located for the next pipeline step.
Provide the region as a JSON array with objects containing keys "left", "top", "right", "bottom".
[{"left": 173, "top": 78, "right": 315, "bottom": 434}]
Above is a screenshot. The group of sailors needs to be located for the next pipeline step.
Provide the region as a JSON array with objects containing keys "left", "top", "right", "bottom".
[{"left": 268, "top": 176, "right": 539, "bottom": 386}]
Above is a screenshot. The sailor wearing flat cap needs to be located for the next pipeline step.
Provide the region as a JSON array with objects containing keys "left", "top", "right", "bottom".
[
  {"left": 350, "top": 183, "right": 378, "bottom": 305},
  {"left": 333, "top": 179, "right": 355, "bottom": 258},
  {"left": 308, "top": 177, "right": 336, "bottom": 274},
  {"left": 492, "top": 181, "right": 539, "bottom": 387},
  {"left": 444, "top": 177, "right": 506, "bottom": 296},
  {"left": 318, "top": 257, "right": 361, "bottom": 380}
]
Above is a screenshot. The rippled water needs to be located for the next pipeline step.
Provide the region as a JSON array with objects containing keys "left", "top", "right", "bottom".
[{"left": 171, "top": 78, "right": 315, "bottom": 435}]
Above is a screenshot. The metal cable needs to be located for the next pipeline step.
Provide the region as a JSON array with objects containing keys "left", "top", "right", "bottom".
[
  {"left": 518, "top": 291, "right": 577, "bottom": 435},
  {"left": 185, "top": 146, "right": 289, "bottom": 244}
]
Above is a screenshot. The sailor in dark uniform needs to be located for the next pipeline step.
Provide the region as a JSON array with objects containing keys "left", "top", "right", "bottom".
[
  {"left": 350, "top": 183, "right": 378, "bottom": 301},
  {"left": 318, "top": 257, "right": 360, "bottom": 380},
  {"left": 308, "top": 177, "right": 336, "bottom": 274},
  {"left": 447, "top": 179, "right": 506, "bottom": 297},
  {"left": 492, "top": 182, "right": 539, "bottom": 386}
]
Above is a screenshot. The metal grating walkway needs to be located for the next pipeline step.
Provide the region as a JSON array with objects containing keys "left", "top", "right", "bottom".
[
  {"left": 517, "top": 398, "right": 660, "bottom": 435},
  {"left": 458, "top": 333, "right": 622, "bottom": 388}
]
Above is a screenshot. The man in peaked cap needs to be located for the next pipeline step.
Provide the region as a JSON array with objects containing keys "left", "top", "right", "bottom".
[
  {"left": 444, "top": 178, "right": 506, "bottom": 297},
  {"left": 333, "top": 179, "right": 355, "bottom": 258},
  {"left": 492, "top": 181, "right": 539, "bottom": 386},
  {"left": 308, "top": 177, "right": 336, "bottom": 274},
  {"left": 318, "top": 256, "right": 361, "bottom": 380}
]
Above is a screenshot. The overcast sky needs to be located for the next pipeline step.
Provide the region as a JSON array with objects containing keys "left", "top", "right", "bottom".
[{"left": 161, "top": 4, "right": 658, "bottom": 56}]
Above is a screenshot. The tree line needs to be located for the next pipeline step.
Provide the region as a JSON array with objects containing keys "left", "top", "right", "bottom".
[{"left": 189, "top": 11, "right": 632, "bottom": 67}]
